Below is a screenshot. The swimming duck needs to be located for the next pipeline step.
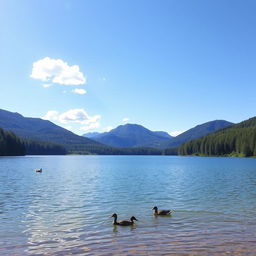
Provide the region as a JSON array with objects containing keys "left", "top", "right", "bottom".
[
  {"left": 111, "top": 213, "right": 138, "bottom": 226},
  {"left": 152, "top": 206, "right": 172, "bottom": 216},
  {"left": 35, "top": 168, "right": 42, "bottom": 173}
]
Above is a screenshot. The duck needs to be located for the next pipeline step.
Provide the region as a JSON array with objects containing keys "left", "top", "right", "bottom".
[
  {"left": 152, "top": 206, "right": 172, "bottom": 216},
  {"left": 111, "top": 213, "right": 138, "bottom": 226},
  {"left": 35, "top": 168, "right": 42, "bottom": 173}
]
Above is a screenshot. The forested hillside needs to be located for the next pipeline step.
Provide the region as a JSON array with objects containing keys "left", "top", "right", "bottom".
[
  {"left": 0, "top": 127, "right": 67, "bottom": 155},
  {"left": 23, "top": 139, "right": 67, "bottom": 155},
  {"left": 163, "top": 120, "right": 233, "bottom": 148},
  {"left": 179, "top": 117, "right": 256, "bottom": 157},
  {"left": 0, "top": 109, "right": 116, "bottom": 154},
  {"left": 68, "top": 143, "right": 163, "bottom": 155},
  {"left": 0, "top": 128, "right": 25, "bottom": 156},
  {"left": 0, "top": 109, "right": 102, "bottom": 147}
]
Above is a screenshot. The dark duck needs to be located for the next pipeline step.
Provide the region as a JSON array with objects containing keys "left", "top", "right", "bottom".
[
  {"left": 111, "top": 213, "right": 138, "bottom": 226},
  {"left": 152, "top": 206, "right": 172, "bottom": 216}
]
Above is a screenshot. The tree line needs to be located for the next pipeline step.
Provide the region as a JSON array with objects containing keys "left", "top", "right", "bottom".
[
  {"left": 0, "top": 128, "right": 25, "bottom": 155},
  {"left": 2, "top": 116, "right": 256, "bottom": 157},
  {"left": 178, "top": 118, "right": 256, "bottom": 157},
  {"left": 0, "top": 126, "right": 177, "bottom": 156},
  {"left": 0, "top": 127, "right": 67, "bottom": 156},
  {"left": 67, "top": 143, "right": 166, "bottom": 155},
  {"left": 0, "top": 127, "right": 174, "bottom": 156},
  {"left": 23, "top": 139, "right": 67, "bottom": 155}
]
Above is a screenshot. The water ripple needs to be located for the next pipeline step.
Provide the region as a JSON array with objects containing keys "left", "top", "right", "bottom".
[{"left": 0, "top": 156, "right": 256, "bottom": 255}]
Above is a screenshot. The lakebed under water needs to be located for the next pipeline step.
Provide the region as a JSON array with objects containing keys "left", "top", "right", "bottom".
[{"left": 0, "top": 155, "right": 256, "bottom": 255}]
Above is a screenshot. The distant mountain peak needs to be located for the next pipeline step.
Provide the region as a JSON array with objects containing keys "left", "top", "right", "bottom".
[
  {"left": 84, "top": 123, "right": 173, "bottom": 148},
  {"left": 164, "top": 119, "right": 234, "bottom": 148}
]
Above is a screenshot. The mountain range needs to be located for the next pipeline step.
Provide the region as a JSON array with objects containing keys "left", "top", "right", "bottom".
[
  {"left": 0, "top": 108, "right": 236, "bottom": 155},
  {"left": 84, "top": 124, "right": 173, "bottom": 148},
  {"left": 0, "top": 109, "right": 107, "bottom": 154},
  {"left": 83, "top": 121, "right": 233, "bottom": 149},
  {"left": 0, "top": 109, "right": 166, "bottom": 155}
]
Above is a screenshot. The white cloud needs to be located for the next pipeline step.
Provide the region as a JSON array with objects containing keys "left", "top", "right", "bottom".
[
  {"left": 102, "top": 126, "right": 113, "bottom": 132},
  {"left": 30, "top": 57, "right": 86, "bottom": 85},
  {"left": 42, "top": 83, "right": 52, "bottom": 88},
  {"left": 42, "top": 109, "right": 100, "bottom": 128},
  {"left": 42, "top": 110, "right": 59, "bottom": 121},
  {"left": 72, "top": 88, "right": 87, "bottom": 95},
  {"left": 58, "top": 109, "right": 100, "bottom": 125},
  {"left": 169, "top": 130, "right": 184, "bottom": 137},
  {"left": 79, "top": 122, "right": 100, "bottom": 131},
  {"left": 122, "top": 117, "right": 129, "bottom": 122}
]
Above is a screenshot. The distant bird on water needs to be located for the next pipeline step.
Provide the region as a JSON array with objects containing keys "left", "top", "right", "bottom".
[
  {"left": 152, "top": 206, "right": 172, "bottom": 216},
  {"left": 111, "top": 213, "right": 138, "bottom": 226}
]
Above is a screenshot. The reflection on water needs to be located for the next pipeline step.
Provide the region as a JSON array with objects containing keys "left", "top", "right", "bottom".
[{"left": 0, "top": 155, "right": 256, "bottom": 255}]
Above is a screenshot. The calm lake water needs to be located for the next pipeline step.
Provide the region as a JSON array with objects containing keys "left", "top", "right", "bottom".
[{"left": 0, "top": 156, "right": 256, "bottom": 255}]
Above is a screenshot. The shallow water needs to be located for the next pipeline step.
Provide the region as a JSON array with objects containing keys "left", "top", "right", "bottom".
[{"left": 0, "top": 155, "right": 256, "bottom": 255}]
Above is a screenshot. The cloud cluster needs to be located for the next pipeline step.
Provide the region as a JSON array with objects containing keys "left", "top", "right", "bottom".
[
  {"left": 42, "top": 110, "right": 59, "bottom": 121},
  {"left": 58, "top": 109, "right": 100, "bottom": 125},
  {"left": 31, "top": 57, "right": 86, "bottom": 85},
  {"left": 42, "top": 109, "right": 101, "bottom": 131},
  {"left": 72, "top": 88, "right": 87, "bottom": 95}
]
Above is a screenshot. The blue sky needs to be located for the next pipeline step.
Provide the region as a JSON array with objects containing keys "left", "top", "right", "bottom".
[{"left": 0, "top": 0, "right": 256, "bottom": 136}]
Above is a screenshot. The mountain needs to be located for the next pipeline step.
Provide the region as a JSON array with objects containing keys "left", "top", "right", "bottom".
[
  {"left": 153, "top": 131, "right": 173, "bottom": 139},
  {"left": 83, "top": 121, "right": 232, "bottom": 149},
  {"left": 163, "top": 120, "right": 233, "bottom": 148},
  {"left": 0, "top": 109, "right": 235, "bottom": 155},
  {"left": 0, "top": 109, "right": 164, "bottom": 155},
  {"left": 0, "top": 109, "right": 108, "bottom": 154},
  {"left": 179, "top": 117, "right": 256, "bottom": 157},
  {"left": 86, "top": 123, "right": 173, "bottom": 148},
  {"left": 83, "top": 130, "right": 173, "bottom": 140}
]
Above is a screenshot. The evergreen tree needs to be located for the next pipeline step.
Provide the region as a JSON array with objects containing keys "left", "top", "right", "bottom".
[{"left": 178, "top": 117, "right": 256, "bottom": 157}]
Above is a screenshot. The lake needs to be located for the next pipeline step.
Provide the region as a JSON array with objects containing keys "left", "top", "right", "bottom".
[{"left": 0, "top": 155, "right": 256, "bottom": 255}]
